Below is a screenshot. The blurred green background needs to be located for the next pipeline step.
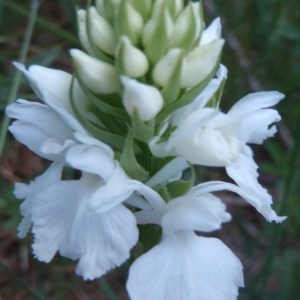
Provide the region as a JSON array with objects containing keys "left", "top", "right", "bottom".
[{"left": 0, "top": 0, "right": 299, "bottom": 299}]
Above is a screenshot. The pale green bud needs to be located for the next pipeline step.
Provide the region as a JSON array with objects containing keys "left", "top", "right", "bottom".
[
  {"left": 181, "top": 39, "right": 224, "bottom": 88},
  {"left": 116, "top": 36, "right": 149, "bottom": 78},
  {"left": 170, "top": 2, "right": 202, "bottom": 51},
  {"left": 99, "top": 0, "right": 121, "bottom": 22},
  {"left": 88, "top": 7, "right": 116, "bottom": 55},
  {"left": 121, "top": 76, "right": 164, "bottom": 121},
  {"left": 77, "top": 9, "right": 94, "bottom": 55},
  {"left": 152, "top": 48, "right": 182, "bottom": 87},
  {"left": 142, "top": 1, "right": 174, "bottom": 64},
  {"left": 115, "top": 0, "right": 144, "bottom": 45},
  {"left": 70, "top": 49, "right": 120, "bottom": 94},
  {"left": 166, "top": 0, "right": 184, "bottom": 18},
  {"left": 130, "top": 0, "right": 152, "bottom": 20},
  {"left": 95, "top": 0, "right": 105, "bottom": 16}
]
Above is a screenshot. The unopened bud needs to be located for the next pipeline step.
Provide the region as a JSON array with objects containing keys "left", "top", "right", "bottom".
[
  {"left": 130, "top": 0, "right": 152, "bottom": 20},
  {"left": 70, "top": 49, "right": 120, "bottom": 94},
  {"left": 142, "top": 1, "right": 173, "bottom": 63},
  {"left": 121, "top": 76, "right": 163, "bottom": 121},
  {"left": 116, "top": 36, "right": 149, "bottom": 78},
  {"left": 77, "top": 9, "right": 94, "bottom": 55},
  {"left": 115, "top": 0, "right": 144, "bottom": 45},
  {"left": 152, "top": 48, "right": 182, "bottom": 87},
  {"left": 88, "top": 7, "right": 116, "bottom": 55},
  {"left": 170, "top": 2, "right": 203, "bottom": 51},
  {"left": 167, "top": 0, "right": 184, "bottom": 18},
  {"left": 181, "top": 39, "right": 224, "bottom": 88}
]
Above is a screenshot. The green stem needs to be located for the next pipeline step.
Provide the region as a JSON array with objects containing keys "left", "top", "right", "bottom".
[{"left": 0, "top": 0, "right": 40, "bottom": 158}]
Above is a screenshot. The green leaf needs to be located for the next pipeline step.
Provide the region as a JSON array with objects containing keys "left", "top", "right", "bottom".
[
  {"left": 76, "top": 72, "right": 129, "bottom": 121},
  {"left": 120, "top": 130, "right": 149, "bottom": 181},
  {"left": 157, "top": 67, "right": 215, "bottom": 124},
  {"left": 167, "top": 166, "right": 195, "bottom": 198},
  {"left": 131, "top": 110, "right": 155, "bottom": 143},
  {"left": 69, "top": 76, "right": 125, "bottom": 150}
]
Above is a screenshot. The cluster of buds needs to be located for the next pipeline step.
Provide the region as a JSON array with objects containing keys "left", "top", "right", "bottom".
[{"left": 72, "top": 0, "right": 224, "bottom": 125}]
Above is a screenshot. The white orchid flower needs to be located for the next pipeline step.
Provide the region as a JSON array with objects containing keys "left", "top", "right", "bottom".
[
  {"left": 126, "top": 181, "right": 256, "bottom": 300},
  {"left": 6, "top": 63, "right": 167, "bottom": 280},
  {"left": 150, "top": 65, "right": 285, "bottom": 222},
  {"left": 13, "top": 133, "right": 166, "bottom": 280}
]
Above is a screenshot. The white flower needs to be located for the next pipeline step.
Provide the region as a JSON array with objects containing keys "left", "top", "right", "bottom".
[
  {"left": 14, "top": 139, "right": 168, "bottom": 280},
  {"left": 7, "top": 63, "right": 164, "bottom": 279},
  {"left": 20, "top": 143, "right": 138, "bottom": 279},
  {"left": 127, "top": 181, "right": 249, "bottom": 300},
  {"left": 150, "top": 67, "right": 285, "bottom": 222}
]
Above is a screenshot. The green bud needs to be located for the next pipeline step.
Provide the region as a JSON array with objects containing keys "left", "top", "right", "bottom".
[
  {"left": 180, "top": 39, "right": 225, "bottom": 88},
  {"left": 130, "top": 0, "right": 153, "bottom": 20},
  {"left": 170, "top": 2, "right": 201, "bottom": 51},
  {"left": 95, "top": 0, "right": 105, "bottom": 16},
  {"left": 77, "top": 9, "right": 94, "bottom": 55},
  {"left": 101, "top": 0, "right": 121, "bottom": 23},
  {"left": 152, "top": 48, "right": 182, "bottom": 87},
  {"left": 166, "top": 0, "right": 184, "bottom": 18},
  {"left": 88, "top": 7, "right": 116, "bottom": 55},
  {"left": 121, "top": 76, "right": 164, "bottom": 121},
  {"left": 116, "top": 36, "right": 149, "bottom": 78},
  {"left": 70, "top": 49, "right": 120, "bottom": 94},
  {"left": 142, "top": 1, "right": 174, "bottom": 64},
  {"left": 115, "top": 0, "right": 144, "bottom": 45}
]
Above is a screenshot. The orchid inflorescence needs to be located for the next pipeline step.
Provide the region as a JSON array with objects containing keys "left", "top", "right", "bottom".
[{"left": 6, "top": 0, "right": 286, "bottom": 299}]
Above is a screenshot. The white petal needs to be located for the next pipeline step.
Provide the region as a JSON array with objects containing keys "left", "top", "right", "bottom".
[
  {"left": 66, "top": 143, "right": 116, "bottom": 180},
  {"left": 14, "top": 63, "right": 71, "bottom": 107},
  {"left": 162, "top": 191, "right": 231, "bottom": 233},
  {"left": 86, "top": 169, "right": 134, "bottom": 213},
  {"left": 127, "top": 233, "right": 244, "bottom": 300},
  {"left": 145, "top": 157, "right": 189, "bottom": 188},
  {"left": 228, "top": 91, "right": 284, "bottom": 118},
  {"left": 235, "top": 108, "right": 281, "bottom": 144},
  {"left": 7, "top": 100, "right": 74, "bottom": 160},
  {"left": 15, "top": 163, "right": 62, "bottom": 238},
  {"left": 73, "top": 131, "right": 114, "bottom": 157},
  {"left": 70, "top": 204, "right": 137, "bottom": 280},
  {"left": 30, "top": 176, "right": 138, "bottom": 279},
  {"left": 200, "top": 17, "right": 222, "bottom": 45},
  {"left": 225, "top": 152, "right": 286, "bottom": 222},
  {"left": 166, "top": 108, "right": 218, "bottom": 151},
  {"left": 14, "top": 63, "right": 84, "bottom": 132},
  {"left": 130, "top": 180, "right": 167, "bottom": 214},
  {"left": 172, "top": 64, "right": 228, "bottom": 124}
]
